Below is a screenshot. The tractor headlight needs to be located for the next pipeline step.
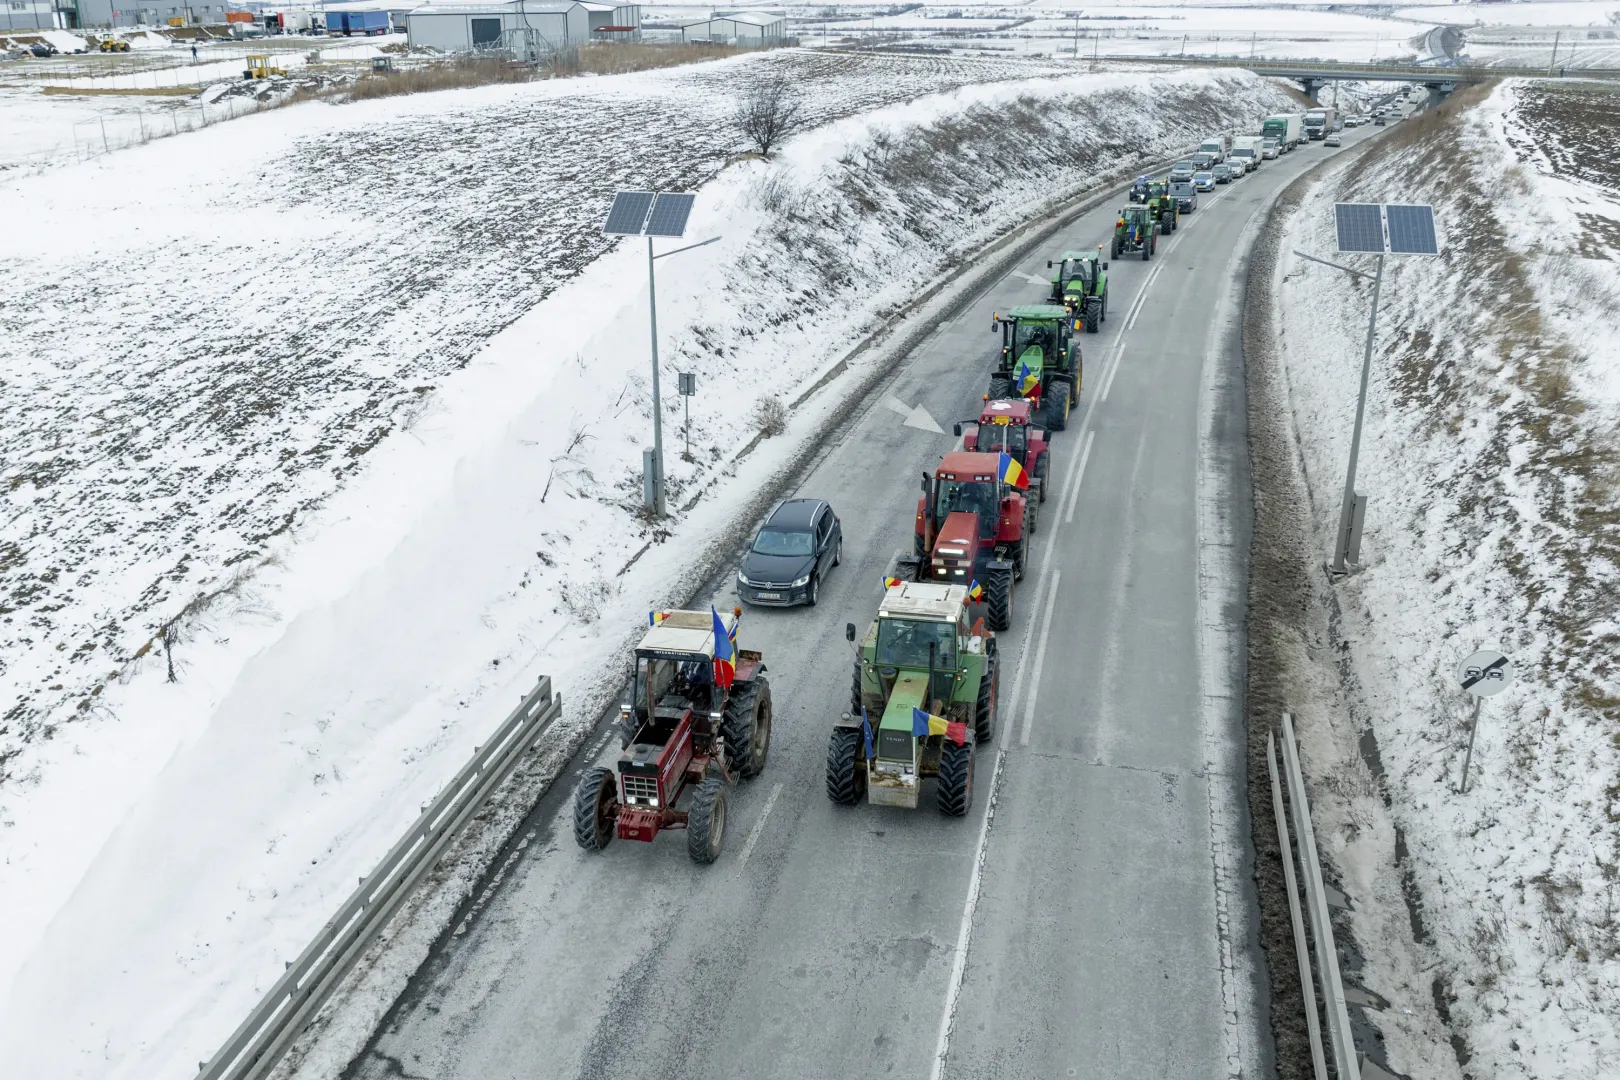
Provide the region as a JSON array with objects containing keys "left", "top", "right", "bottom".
[{"left": 792, "top": 574, "right": 811, "bottom": 588}]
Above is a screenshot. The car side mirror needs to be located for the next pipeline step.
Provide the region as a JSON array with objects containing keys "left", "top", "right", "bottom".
[
  {"left": 952, "top": 422, "right": 963, "bottom": 436},
  {"left": 845, "top": 622, "right": 856, "bottom": 642}
]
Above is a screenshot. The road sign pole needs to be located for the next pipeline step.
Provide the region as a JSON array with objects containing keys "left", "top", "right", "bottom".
[
  {"left": 646, "top": 235, "right": 665, "bottom": 517},
  {"left": 1333, "top": 251, "right": 1383, "bottom": 572},
  {"left": 1459, "top": 695, "right": 1483, "bottom": 793}
]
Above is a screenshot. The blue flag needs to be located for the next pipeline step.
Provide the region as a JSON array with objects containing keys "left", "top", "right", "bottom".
[{"left": 860, "top": 706, "right": 874, "bottom": 760}]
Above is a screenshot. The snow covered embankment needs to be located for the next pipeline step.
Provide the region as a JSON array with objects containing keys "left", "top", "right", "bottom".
[
  {"left": 0, "top": 68, "right": 1297, "bottom": 1080},
  {"left": 1273, "top": 82, "right": 1620, "bottom": 1079}
]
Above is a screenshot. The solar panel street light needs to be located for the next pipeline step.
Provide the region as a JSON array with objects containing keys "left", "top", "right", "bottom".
[
  {"left": 1299, "top": 202, "right": 1439, "bottom": 574},
  {"left": 602, "top": 191, "right": 717, "bottom": 517}
]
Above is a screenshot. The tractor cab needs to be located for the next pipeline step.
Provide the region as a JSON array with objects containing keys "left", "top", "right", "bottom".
[
  {"left": 955, "top": 398, "right": 1050, "bottom": 504},
  {"left": 1128, "top": 175, "right": 1151, "bottom": 203},
  {"left": 990, "top": 305, "right": 1078, "bottom": 429}
]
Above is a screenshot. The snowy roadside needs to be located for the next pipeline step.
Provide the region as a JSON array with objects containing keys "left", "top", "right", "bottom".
[
  {"left": 1264, "top": 80, "right": 1620, "bottom": 1079},
  {"left": 0, "top": 63, "right": 1297, "bottom": 1080}
]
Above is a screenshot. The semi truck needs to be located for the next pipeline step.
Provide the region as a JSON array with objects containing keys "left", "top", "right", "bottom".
[
  {"left": 1229, "top": 135, "right": 1264, "bottom": 169},
  {"left": 1261, "top": 113, "right": 1303, "bottom": 152},
  {"left": 1303, "top": 107, "right": 1337, "bottom": 140}
]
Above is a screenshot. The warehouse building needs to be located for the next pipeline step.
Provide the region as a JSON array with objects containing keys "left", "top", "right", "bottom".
[
  {"left": 407, "top": 0, "right": 590, "bottom": 54},
  {"left": 580, "top": 2, "right": 639, "bottom": 41},
  {"left": 680, "top": 10, "right": 784, "bottom": 45}
]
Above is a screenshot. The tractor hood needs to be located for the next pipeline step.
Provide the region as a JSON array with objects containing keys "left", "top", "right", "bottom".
[
  {"left": 933, "top": 512, "right": 983, "bottom": 558},
  {"left": 1015, "top": 345, "right": 1045, "bottom": 382},
  {"left": 879, "top": 671, "right": 930, "bottom": 734}
]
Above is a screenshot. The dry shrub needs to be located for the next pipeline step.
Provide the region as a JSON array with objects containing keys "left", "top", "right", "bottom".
[
  {"left": 579, "top": 41, "right": 737, "bottom": 75},
  {"left": 345, "top": 57, "right": 538, "bottom": 102},
  {"left": 753, "top": 396, "right": 788, "bottom": 437}
]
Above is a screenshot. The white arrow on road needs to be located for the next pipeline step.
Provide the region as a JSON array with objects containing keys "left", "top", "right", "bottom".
[
  {"left": 883, "top": 395, "right": 945, "bottom": 434},
  {"left": 1013, "top": 271, "right": 1050, "bottom": 287}
]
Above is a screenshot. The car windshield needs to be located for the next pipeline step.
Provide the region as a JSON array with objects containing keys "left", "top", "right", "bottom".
[
  {"left": 934, "top": 479, "right": 998, "bottom": 536},
  {"left": 875, "top": 618, "right": 956, "bottom": 670},
  {"left": 752, "top": 528, "right": 814, "bottom": 557},
  {"left": 973, "top": 422, "right": 1026, "bottom": 456},
  {"left": 1195, "top": 172, "right": 1213, "bottom": 181}
]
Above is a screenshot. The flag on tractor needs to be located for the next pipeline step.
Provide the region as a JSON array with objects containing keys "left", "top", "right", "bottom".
[
  {"left": 648, "top": 611, "right": 669, "bottom": 626},
  {"left": 1018, "top": 360, "right": 1041, "bottom": 399},
  {"left": 711, "top": 605, "right": 735, "bottom": 688},
  {"left": 998, "top": 451, "right": 1028, "bottom": 490},
  {"left": 967, "top": 579, "right": 983, "bottom": 601},
  {"left": 860, "top": 706, "right": 875, "bottom": 760},
  {"left": 883, "top": 575, "right": 901, "bottom": 589},
  {"left": 912, "top": 706, "right": 967, "bottom": 746}
]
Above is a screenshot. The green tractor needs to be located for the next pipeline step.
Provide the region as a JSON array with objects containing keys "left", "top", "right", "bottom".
[
  {"left": 1111, "top": 204, "right": 1158, "bottom": 261},
  {"left": 1047, "top": 249, "right": 1108, "bottom": 334},
  {"left": 1145, "top": 180, "right": 1179, "bottom": 234},
  {"left": 989, "top": 304, "right": 1081, "bottom": 431},
  {"left": 828, "top": 580, "right": 998, "bottom": 815}
]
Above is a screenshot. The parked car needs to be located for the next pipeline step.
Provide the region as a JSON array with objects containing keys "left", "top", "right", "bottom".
[
  {"left": 29, "top": 42, "right": 58, "bottom": 57},
  {"left": 1193, "top": 170, "right": 1216, "bottom": 192},
  {"left": 1324, "top": 133, "right": 1342, "bottom": 147},
  {"left": 1261, "top": 139, "right": 1280, "bottom": 159},
  {"left": 737, "top": 498, "right": 842, "bottom": 607}
]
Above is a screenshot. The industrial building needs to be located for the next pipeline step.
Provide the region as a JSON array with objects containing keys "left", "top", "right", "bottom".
[
  {"left": 407, "top": 0, "right": 629, "bottom": 54},
  {"left": 680, "top": 10, "right": 784, "bottom": 45}
]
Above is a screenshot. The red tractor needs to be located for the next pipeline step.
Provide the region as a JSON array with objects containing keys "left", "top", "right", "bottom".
[
  {"left": 898, "top": 451, "right": 1031, "bottom": 632},
  {"left": 954, "top": 398, "right": 1051, "bottom": 505},
  {"left": 573, "top": 608, "right": 771, "bottom": 864}
]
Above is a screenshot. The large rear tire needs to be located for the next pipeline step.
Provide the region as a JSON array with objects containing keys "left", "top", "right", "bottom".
[
  {"left": 988, "top": 374, "right": 1012, "bottom": 401},
  {"left": 850, "top": 658, "right": 863, "bottom": 712},
  {"left": 724, "top": 678, "right": 771, "bottom": 779},
  {"left": 936, "top": 740, "right": 974, "bottom": 817},
  {"left": 686, "top": 778, "right": 728, "bottom": 864},
  {"left": 975, "top": 642, "right": 998, "bottom": 744},
  {"left": 573, "top": 767, "right": 616, "bottom": 851},
  {"left": 1026, "top": 495, "right": 1039, "bottom": 536},
  {"left": 826, "top": 728, "right": 868, "bottom": 806},
  {"left": 984, "top": 566, "right": 1013, "bottom": 631}
]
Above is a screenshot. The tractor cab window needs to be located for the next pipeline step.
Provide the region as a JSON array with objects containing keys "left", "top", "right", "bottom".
[
  {"left": 875, "top": 618, "right": 956, "bottom": 671},
  {"left": 632, "top": 654, "right": 677, "bottom": 714},
  {"left": 632, "top": 653, "right": 715, "bottom": 716},
  {"left": 1010, "top": 320, "right": 1057, "bottom": 359},
  {"left": 934, "top": 479, "right": 999, "bottom": 538},
  {"left": 752, "top": 528, "right": 814, "bottom": 557},
  {"left": 973, "top": 422, "right": 1026, "bottom": 458}
]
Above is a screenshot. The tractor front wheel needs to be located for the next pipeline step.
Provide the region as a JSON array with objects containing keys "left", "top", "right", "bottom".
[
  {"left": 686, "top": 778, "right": 728, "bottom": 864},
  {"left": 1026, "top": 495, "right": 1039, "bottom": 537},
  {"left": 724, "top": 677, "right": 771, "bottom": 779},
  {"left": 985, "top": 567, "right": 1013, "bottom": 631},
  {"left": 936, "top": 740, "right": 974, "bottom": 817},
  {"left": 1084, "top": 299, "right": 1100, "bottom": 334},
  {"left": 1044, "top": 378, "right": 1071, "bottom": 431},
  {"left": 1034, "top": 452, "right": 1049, "bottom": 503},
  {"left": 988, "top": 374, "right": 1012, "bottom": 401},
  {"left": 826, "top": 728, "right": 868, "bottom": 806},
  {"left": 974, "top": 642, "right": 998, "bottom": 744},
  {"left": 573, "top": 767, "right": 617, "bottom": 851}
]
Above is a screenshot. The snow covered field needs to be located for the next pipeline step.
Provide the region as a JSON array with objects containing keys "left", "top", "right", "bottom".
[
  {"left": 1272, "top": 81, "right": 1620, "bottom": 1078},
  {"left": 0, "top": 50, "right": 1295, "bottom": 1080}
]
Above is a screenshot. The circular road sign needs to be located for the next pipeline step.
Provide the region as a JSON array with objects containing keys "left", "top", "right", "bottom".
[{"left": 1457, "top": 650, "right": 1514, "bottom": 698}]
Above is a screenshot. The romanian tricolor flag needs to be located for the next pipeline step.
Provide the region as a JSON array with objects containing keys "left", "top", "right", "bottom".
[
  {"left": 883, "top": 575, "right": 902, "bottom": 590},
  {"left": 1018, "top": 361, "right": 1041, "bottom": 399},
  {"left": 648, "top": 611, "right": 669, "bottom": 626},
  {"left": 967, "top": 579, "right": 983, "bottom": 601},
  {"left": 711, "top": 605, "right": 735, "bottom": 689},
  {"left": 998, "top": 452, "right": 1028, "bottom": 491},
  {"left": 912, "top": 706, "right": 967, "bottom": 746}
]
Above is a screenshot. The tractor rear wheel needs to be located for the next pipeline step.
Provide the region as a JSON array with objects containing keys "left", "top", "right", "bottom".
[
  {"left": 1026, "top": 495, "right": 1039, "bottom": 536},
  {"left": 1111, "top": 238, "right": 1121, "bottom": 259},
  {"left": 573, "top": 767, "right": 617, "bottom": 851},
  {"left": 724, "top": 677, "right": 771, "bottom": 779},
  {"left": 1044, "top": 379, "right": 1071, "bottom": 431},
  {"left": 850, "top": 658, "right": 863, "bottom": 712},
  {"left": 974, "top": 642, "right": 998, "bottom": 743},
  {"left": 984, "top": 566, "right": 1013, "bottom": 631},
  {"left": 1012, "top": 537, "right": 1027, "bottom": 582},
  {"left": 936, "top": 739, "right": 974, "bottom": 817},
  {"left": 686, "top": 778, "right": 728, "bottom": 864},
  {"left": 826, "top": 728, "right": 868, "bottom": 806},
  {"left": 988, "top": 374, "right": 1012, "bottom": 401},
  {"left": 1033, "top": 452, "right": 1049, "bottom": 503}
]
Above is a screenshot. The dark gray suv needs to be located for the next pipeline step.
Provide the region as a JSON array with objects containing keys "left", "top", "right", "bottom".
[{"left": 737, "top": 498, "right": 842, "bottom": 607}]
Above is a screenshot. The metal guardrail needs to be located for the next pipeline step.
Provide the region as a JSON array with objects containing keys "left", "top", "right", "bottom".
[
  {"left": 196, "top": 676, "right": 563, "bottom": 1080},
  {"left": 1268, "top": 712, "right": 1360, "bottom": 1080},
  {"left": 1105, "top": 54, "right": 1620, "bottom": 82}
]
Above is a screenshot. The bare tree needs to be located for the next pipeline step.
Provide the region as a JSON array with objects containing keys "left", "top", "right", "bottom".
[{"left": 735, "top": 74, "right": 804, "bottom": 156}]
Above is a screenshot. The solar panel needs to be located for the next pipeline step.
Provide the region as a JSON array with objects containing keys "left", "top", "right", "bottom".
[
  {"left": 1385, "top": 203, "right": 1439, "bottom": 255},
  {"left": 603, "top": 191, "right": 654, "bottom": 236},
  {"left": 644, "top": 192, "right": 696, "bottom": 239},
  {"left": 1335, "top": 203, "right": 1385, "bottom": 254}
]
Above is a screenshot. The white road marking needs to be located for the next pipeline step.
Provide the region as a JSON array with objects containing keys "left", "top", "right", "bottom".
[
  {"left": 1125, "top": 263, "right": 1164, "bottom": 332},
  {"left": 731, "top": 781, "right": 783, "bottom": 873},
  {"left": 1100, "top": 346, "right": 1125, "bottom": 402},
  {"left": 1062, "top": 430, "right": 1095, "bottom": 526},
  {"left": 1018, "top": 569, "right": 1062, "bottom": 747}
]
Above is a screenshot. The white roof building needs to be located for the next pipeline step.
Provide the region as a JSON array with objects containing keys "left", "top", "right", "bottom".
[
  {"left": 406, "top": 0, "right": 589, "bottom": 54},
  {"left": 680, "top": 9, "right": 785, "bottom": 45}
]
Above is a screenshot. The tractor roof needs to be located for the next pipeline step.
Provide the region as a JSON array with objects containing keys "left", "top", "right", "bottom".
[
  {"left": 937, "top": 451, "right": 1002, "bottom": 479},
  {"left": 879, "top": 580, "right": 967, "bottom": 622},
  {"left": 1005, "top": 304, "right": 1067, "bottom": 321},
  {"left": 638, "top": 609, "right": 737, "bottom": 658},
  {"left": 978, "top": 398, "right": 1034, "bottom": 424}
]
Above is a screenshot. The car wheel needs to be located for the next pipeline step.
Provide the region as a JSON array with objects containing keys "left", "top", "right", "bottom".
[
  {"left": 833, "top": 536, "right": 842, "bottom": 567},
  {"left": 806, "top": 573, "right": 819, "bottom": 608}
]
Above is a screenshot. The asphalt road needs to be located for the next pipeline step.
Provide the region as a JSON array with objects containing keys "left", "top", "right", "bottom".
[{"left": 348, "top": 131, "right": 1372, "bottom": 1080}]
